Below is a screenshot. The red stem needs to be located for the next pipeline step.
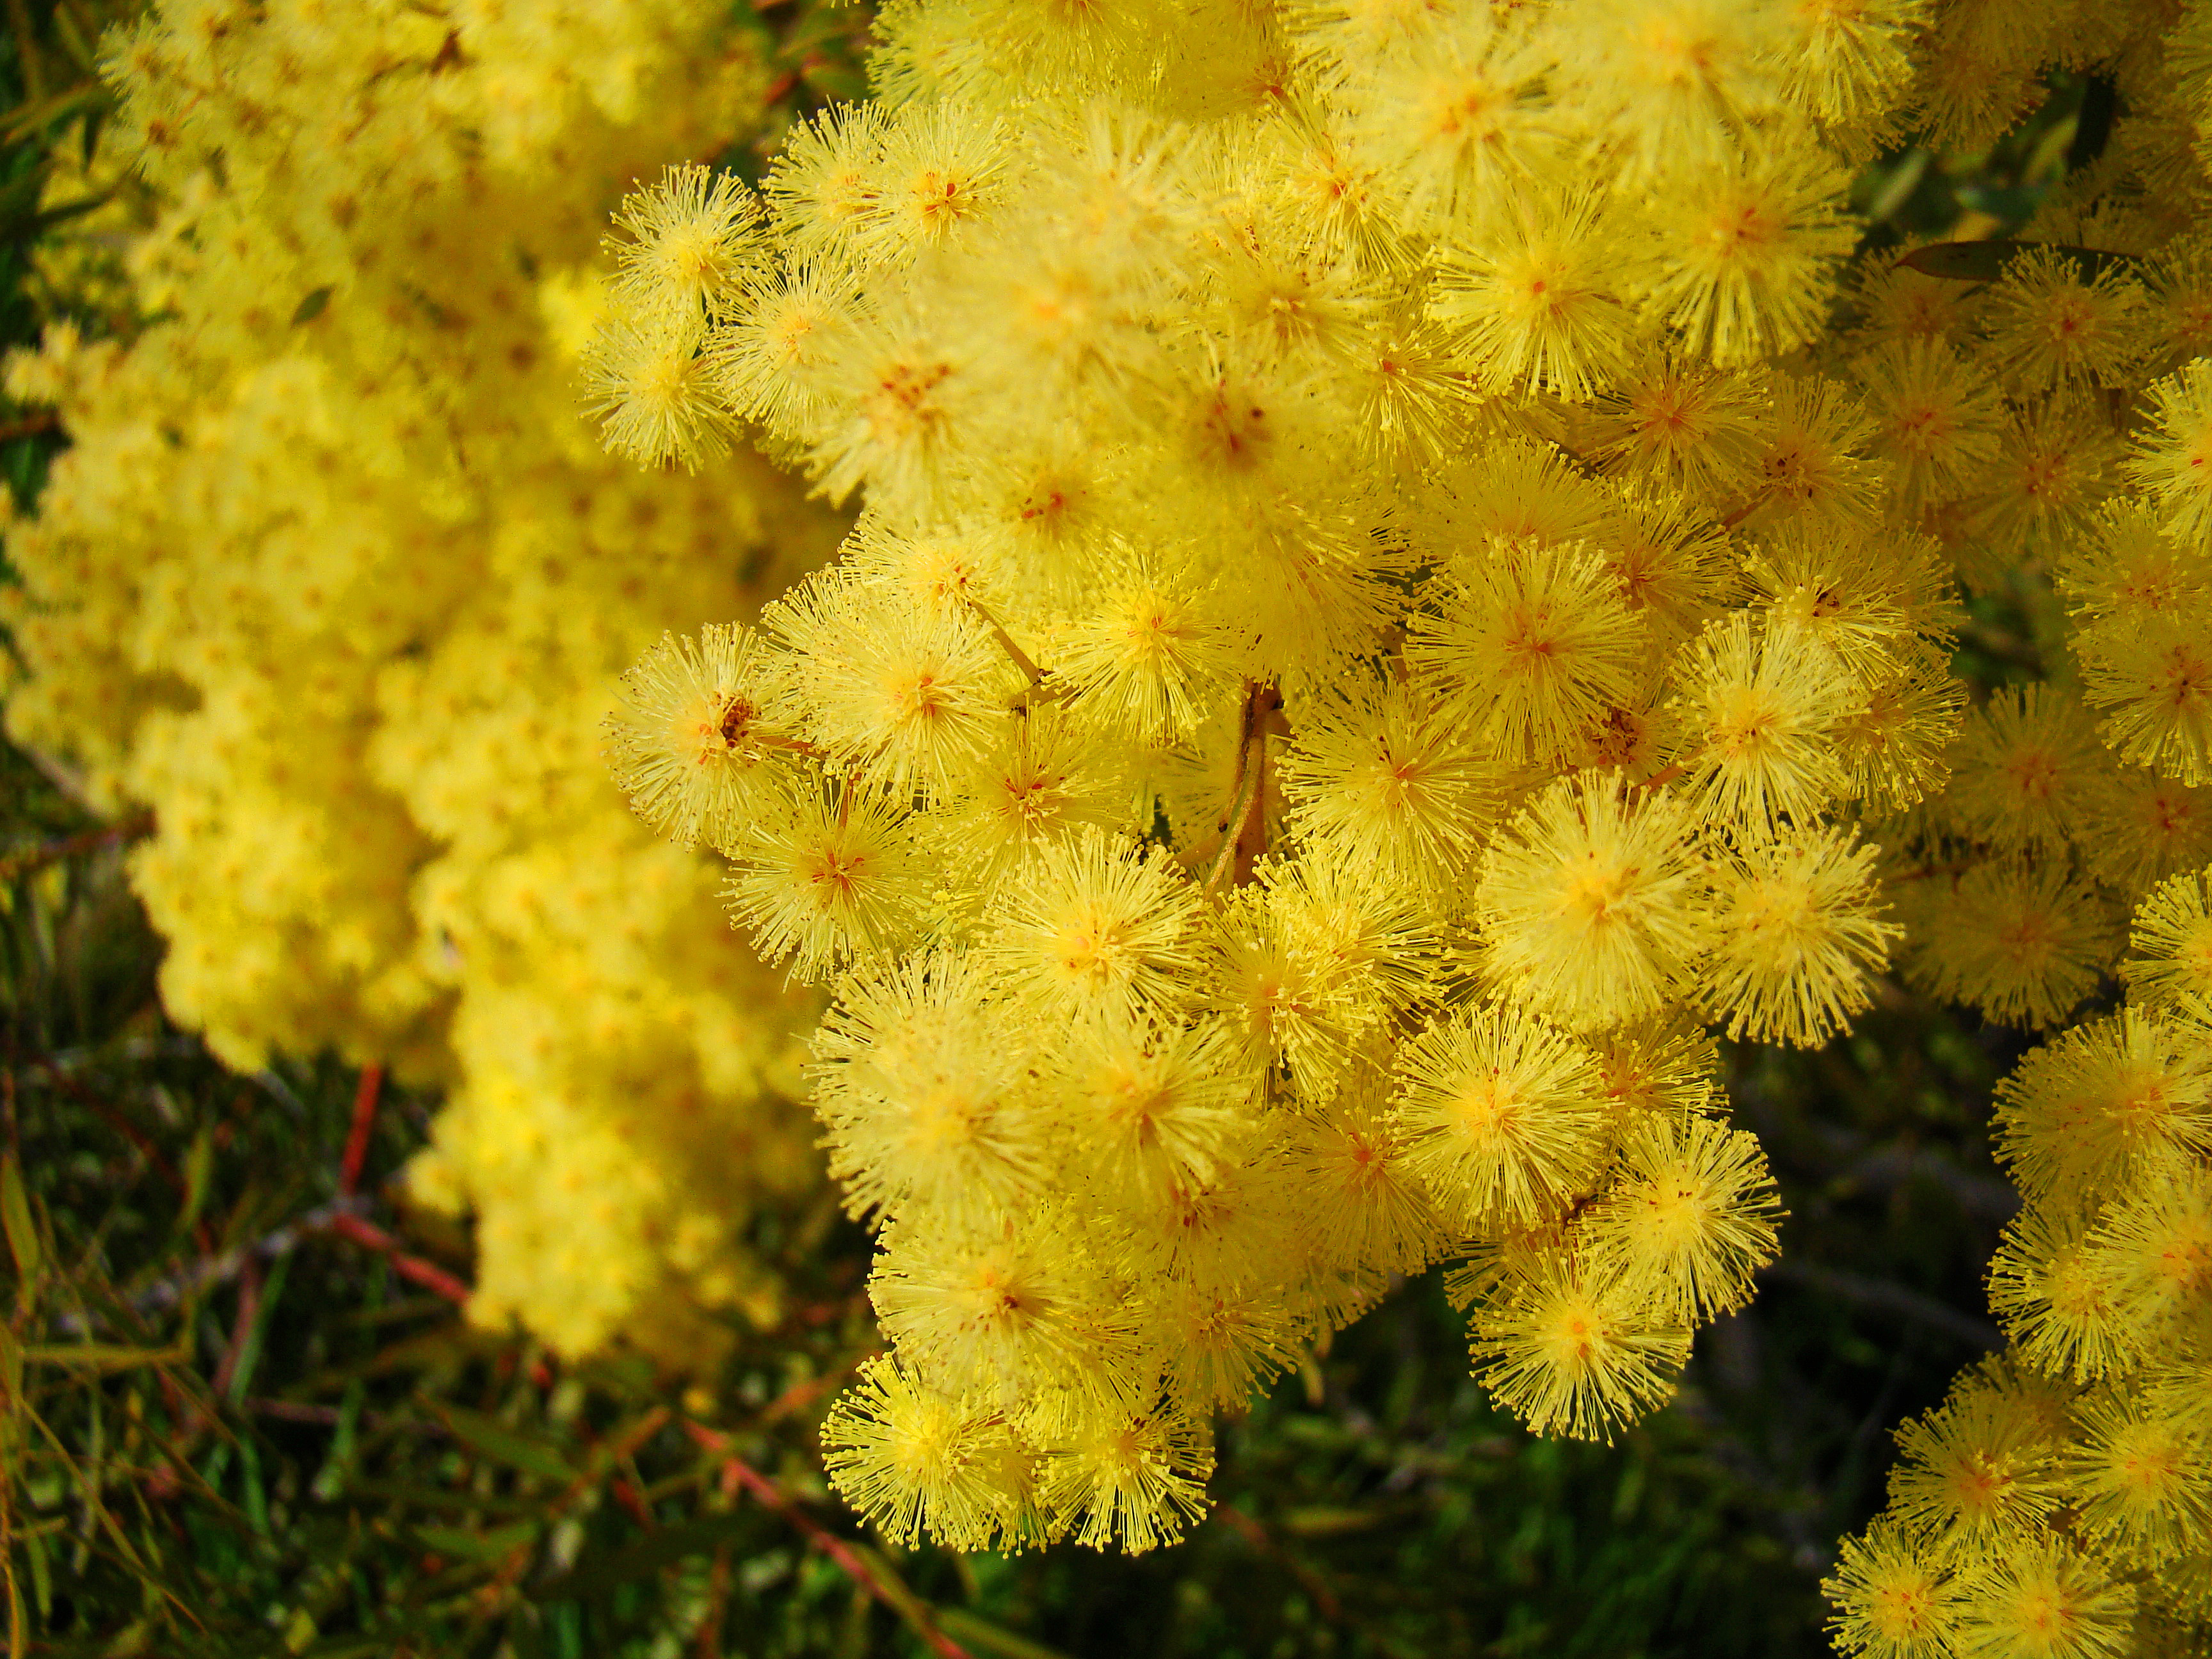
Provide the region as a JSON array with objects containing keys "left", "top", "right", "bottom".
[
  {"left": 1214, "top": 1501, "right": 1342, "bottom": 1622},
  {"left": 326, "top": 1212, "right": 471, "bottom": 1306},
  {"left": 611, "top": 1476, "right": 656, "bottom": 1532},
  {"left": 6, "top": 1043, "right": 184, "bottom": 1194},
  {"left": 0, "top": 411, "right": 59, "bottom": 443},
  {"left": 209, "top": 1256, "right": 262, "bottom": 1405},
  {"left": 0, "top": 809, "right": 153, "bottom": 885},
  {"left": 680, "top": 1423, "right": 971, "bottom": 1659},
  {"left": 338, "top": 1065, "right": 383, "bottom": 1197}
]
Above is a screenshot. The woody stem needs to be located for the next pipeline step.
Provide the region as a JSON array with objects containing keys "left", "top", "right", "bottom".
[
  {"left": 965, "top": 595, "right": 1045, "bottom": 687},
  {"left": 1204, "top": 682, "right": 1278, "bottom": 892}
]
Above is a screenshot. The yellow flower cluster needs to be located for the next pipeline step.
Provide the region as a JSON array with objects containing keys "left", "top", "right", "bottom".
[
  {"left": 1, "top": 0, "right": 846, "bottom": 1363},
  {"left": 1820, "top": 10, "right": 2212, "bottom": 1655},
  {"left": 581, "top": 0, "right": 2075, "bottom": 1553},
  {"left": 1824, "top": 873, "right": 2212, "bottom": 1657},
  {"left": 1852, "top": 72, "right": 2212, "bottom": 1039}
]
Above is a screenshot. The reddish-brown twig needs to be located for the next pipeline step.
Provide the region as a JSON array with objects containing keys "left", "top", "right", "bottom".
[
  {"left": 338, "top": 1065, "right": 383, "bottom": 1197},
  {"left": 4, "top": 1041, "right": 185, "bottom": 1194},
  {"left": 1717, "top": 486, "right": 1772, "bottom": 532},
  {"left": 1887, "top": 857, "right": 1975, "bottom": 885},
  {"left": 755, "top": 1358, "right": 862, "bottom": 1427},
  {"left": 1213, "top": 1500, "right": 1343, "bottom": 1623},
  {"left": 695, "top": 1544, "right": 733, "bottom": 1659},
  {"left": 0, "top": 410, "right": 60, "bottom": 444},
  {"left": 1200, "top": 681, "right": 1284, "bottom": 892},
  {"left": 0, "top": 809, "right": 154, "bottom": 885},
  {"left": 465, "top": 1406, "right": 675, "bottom": 1605},
  {"left": 208, "top": 1256, "right": 262, "bottom": 1404},
  {"left": 680, "top": 1422, "right": 972, "bottom": 1659},
  {"left": 611, "top": 1476, "right": 656, "bottom": 1532},
  {"left": 326, "top": 1213, "right": 471, "bottom": 1306},
  {"left": 965, "top": 593, "right": 1046, "bottom": 687}
]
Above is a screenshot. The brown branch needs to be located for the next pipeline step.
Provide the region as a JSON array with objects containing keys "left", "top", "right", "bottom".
[
  {"left": 1202, "top": 682, "right": 1281, "bottom": 893},
  {"left": 6, "top": 0, "right": 43, "bottom": 102},
  {"left": 1760, "top": 1260, "right": 2001, "bottom": 1350},
  {"left": 0, "top": 810, "right": 154, "bottom": 886},
  {"left": 611, "top": 1476, "right": 656, "bottom": 1532},
  {"left": 243, "top": 1398, "right": 362, "bottom": 1428},
  {"left": 338, "top": 1066, "right": 383, "bottom": 1198},
  {"left": 58, "top": 1192, "right": 472, "bottom": 1334},
  {"left": 760, "top": 732, "right": 826, "bottom": 758},
  {"left": 54, "top": 1196, "right": 373, "bottom": 1338},
  {"left": 965, "top": 594, "right": 1046, "bottom": 687},
  {"left": 207, "top": 1255, "right": 262, "bottom": 1404},
  {"left": 695, "top": 1544, "right": 733, "bottom": 1659},
  {"left": 4, "top": 1041, "right": 184, "bottom": 1194},
  {"left": 0, "top": 411, "right": 59, "bottom": 444},
  {"left": 755, "top": 1349, "right": 869, "bottom": 1426},
  {"left": 326, "top": 1214, "right": 471, "bottom": 1306},
  {"left": 681, "top": 1423, "right": 972, "bottom": 1659},
  {"left": 470, "top": 1406, "right": 675, "bottom": 1603},
  {"left": 1886, "top": 857, "right": 1974, "bottom": 885},
  {"left": 1228, "top": 727, "right": 1271, "bottom": 886},
  {"left": 1717, "top": 488, "right": 1771, "bottom": 532},
  {"left": 1212, "top": 1501, "right": 1342, "bottom": 1623},
  {"left": 1203, "top": 757, "right": 1264, "bottom": 892}
]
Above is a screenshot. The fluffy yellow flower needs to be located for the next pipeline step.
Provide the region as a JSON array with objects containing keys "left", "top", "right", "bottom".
[
  {"left": 1390, "top": 1004, "right": 1610, "bottom": 1233},
  {"left": 6, "top": 0, "right": 844, "bottom": 1368},
  {"left": 1471, "top": 771, "right": 1708, "bottom": 1030}
]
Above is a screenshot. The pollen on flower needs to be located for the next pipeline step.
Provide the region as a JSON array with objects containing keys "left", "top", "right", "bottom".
[
  {"left": 1635, "top": 145, "right": 1854, "bottom": 365},
  {"left": 1697, "top": 825, "right": 1898, "bottom": 1046},
  {"left": 1669, "top": 612, "right": 1852, "bottom": 829},
  {"left": 1467, "top": 1256, "right": 1690, "bottom": 1443}
]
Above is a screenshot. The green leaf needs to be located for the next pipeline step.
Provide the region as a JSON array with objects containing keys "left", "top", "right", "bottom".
[
  {"left": 226, "top": 1250, "right": 291, "bottom": 1407},
  {"left": 0, "top": 85, "right": 108, "bottom": 148},
  {"left": 3, "top": 1153, "right": 44, "bottom": 1289},
  {"left": 291, "top": 286, "right": 333, "bottom": 326},
  {"left": 1895, "top": 239, "right": 2141, "bottom": 284},
  {"left": 845, "top": 1541, "right": 969, "bottom": 1655},
  {"left": 239, "top": 1433, "right": 270, "bottom": 1539},
  {"left": 1279, "top": 1505, "right": 1384, "bottom": 1537},
  {"left": 310, "top": 1377, "right": 366, "bottom": 1503},
  {"left": 339, "top": 1479, "right": 541, "bottom": 1518},
  {"left": 177, "top": 1123, "right": 215, "bottom": 1239},
  {"left": 0, "top": 189, "right": 113, "bottom": 249},
  {"left": 0, "top": 160, "right": 53, "bottom": 229},
  {"left": 47, "top": 5, "right": 99, "bottom": 76},
  {"left": 24, "top": 1526, "right": 51, "bottom": 1623},
  {"left": 431, "top": 1404, "right": 581, "bottom": 1486},
  {"left": 412, "top": 1519, "right": 541, "bottom": 1562},
  {"left": 19, "top": 1342, "right": 188, "bottom": 1372},
  {"left": 934, "top": 1608, "right": 1080, "bottom": 1659},
  {"left": 531, "top": 1511, "right": 757, "bottom": 1603}
]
